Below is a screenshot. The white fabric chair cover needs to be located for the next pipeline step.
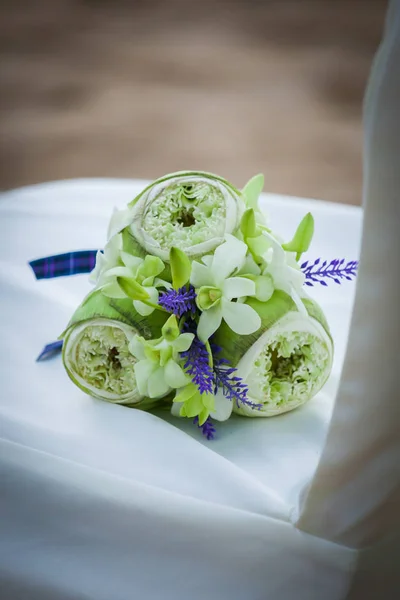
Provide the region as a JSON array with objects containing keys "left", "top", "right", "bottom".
[
  {"left": 0, "top": 2, "right": 399, "bottom": 598},
  {"left": 298, "top": 0, "right": 400, "bottom": 568}
]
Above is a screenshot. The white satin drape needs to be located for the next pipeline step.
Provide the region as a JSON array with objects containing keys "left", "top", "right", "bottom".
[
  {"left": 0, "top": 180, "right": 359, "bottom": 600},
  {"left": 1, "top": 2, "right": 400, "bottom": 597}
]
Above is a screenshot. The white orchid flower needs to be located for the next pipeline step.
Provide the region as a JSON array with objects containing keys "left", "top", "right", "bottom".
[
  {"left": 99, "top": 251, "right": 168, "bottom": 317},
  {"left": 107, "top": 206, "right": 136, "bottom": 241},
  {"left": 171, "top": 385, "right": 233, "bottom": 423},
  {"left": 260, "top": 231, "right": 307, "bottom": 314},
  {"left": 190, "top": 234, "right": 261, "bottom": 341},
  {"left": 89, "top": 233, "right": 123, "bottom": 286},
  {"left": 129, "top": 316, "right": 194, "bottom": 398}
]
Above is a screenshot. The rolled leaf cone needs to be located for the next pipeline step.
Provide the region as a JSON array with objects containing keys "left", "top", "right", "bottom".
[
  {"left": 107, "top": 171, "right": 246, "bottom": 261},
  {"left": 213, "top": 291, "right": 333, "bottom": 417},
  {"left": 61, "top": 290, "right": 168, "bottom": 407}
]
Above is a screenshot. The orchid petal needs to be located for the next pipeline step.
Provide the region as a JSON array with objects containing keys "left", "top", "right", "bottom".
[
  {"left": 240, "top": 208, "right": 258, "bottom": 238},
  {"left": 154, "top": 277, "right": 172, "bottom": 290},
  {"left": 120, "top": 252, "right": 143, "bottom": 271},
  {"left": 190, "top": 260, "right": 214, "bottom": 288},
  {"left": 172, "top": 332, "right": 195, "bottom": 353},
  {"left": 242, "top": 173, "right": 264, "bottom": 210},
  {"left": 133, "top": 299, "right": 155, "bottom": 316},
  {"left": 104, "top": 266, "right": 133, "bottom": 279},
  {"left": 147, "top": 286, "right": 159, "bottom": 303},
  {"left": 254, "top": 274, "right": 274, "bottom": 302},
  {"left": 141, "top": 255, "right": 165, "bottom": 278},
  {"left": 211, "top": 389, "right": 233, "bottom": 422},
  {"left": 170, "top": 247, "right": 191, "bottom": 289},
  {"left": 171, "top": 400, "right": 183, "bottom": 417},
  {"left": 148, "top": 366, "right": 170, "bottom": 398},
  {"left": 223, "top": 276, "right": 256, "bottom": 300},
  {"left": 107, "top": 207, "right": 134, "bottom": 239},
  {"left": 282, "top": 212, "right": 314, "bottom": 260},
  {"left": 89, "top": 250, "right": 105, "bottom": 284},
  {"left": 197, "top": 304, "right": 223, "bottom": 342},
  {"left": 129, "top": 336, "right": 147, "bottom": 360},
  {"left": 132, "top": 285, "right": 158, "bottom": 314},
  {"left": 100, "top": 281, "right": 126, "bottom": 299},
  {"left": 201, "top": 392, "right": 216, "bottom": 411},
  {"left": 164, "top": 359, "right": 190, "bottom": 388},
  {"left": 197, "top": 407, "right": 211, "bottom": 426},
  {"left": 174, "top": 383, "right": 197, "bottom": 404},
  {"left": 184, "top": 392, "right": 205, "bottom": 417},
  {"left": 161, "top": 315, "right": 180, "bottom": 341},
  {"left": 117, "top": 277, "right": 149, "bottom": 301},
  {"left": 211, "top": 234, "right": 247, "bottom": 285},
  {"left": 240, "top": 253, "right": 261, "bottom": 276},
  {"left": 134, "top": 359, "right": 156, "bottom": 396},
  {"left": 247, "top": 234, "right": 270, "bottom": 258},
  {"left": 201, "top": 255, "right": 213, "bottom": 268},
  {"left": 221, "top": 298, "right": 261, "bottom": 335}
]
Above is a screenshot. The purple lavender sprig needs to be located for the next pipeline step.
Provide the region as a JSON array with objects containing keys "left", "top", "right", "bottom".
[
  {"left": 158, "top": 285, "right": 197, "bottom": 317},
  {"left": 193, "top": 416, "right": 216, "bottom": 440},
  {"left": 181, "top": 335, "right": 214, "bottom": 395},
  {"left": 301, "top": 258, "right": 358, "bottom": 287},
  {"left": 213, "top": 349, "right": 262, "bottom": 410}
]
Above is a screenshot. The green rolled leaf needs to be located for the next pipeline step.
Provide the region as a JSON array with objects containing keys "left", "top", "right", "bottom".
[
  {"left": 61, "top": 290, "right": 168, "bottom": 406},
  {"left": 108, "top": 171, "right": 247, "bottom": 261},
  {"left": 213, "top": 290, "right": 333, "bottom": 417},
  {"left": 282, "top": 212, "right": 315, "bottom": 261}
]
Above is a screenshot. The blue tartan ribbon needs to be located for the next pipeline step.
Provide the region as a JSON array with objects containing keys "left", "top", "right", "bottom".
[
  {"left": 30, "top": 250, "right": 98, "bottom": 359},
  {"left": 29, "top": 250, "right": 98, "bottom": 280}
]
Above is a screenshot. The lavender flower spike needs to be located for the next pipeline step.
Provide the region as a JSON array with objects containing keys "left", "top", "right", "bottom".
[
  {"left": 181, "top": 335, "right": 214, "bottom": 395},
  {"left": 301, "top": 258, "right": 358, "bottom": 287},
  {"left": 193, "top": 416, "right": 216, "bottom": 440},
  {"left": 158, "top": 285, "right": 197, "bottom": 317},
  {"left": 214, "top": 362, "right": 263, "bottom": 411}
]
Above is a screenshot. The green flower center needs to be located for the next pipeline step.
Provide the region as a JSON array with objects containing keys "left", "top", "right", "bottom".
[
  {"left": 176, "top": 208, "right": 196, "bottom": 228},
  {"left": 197, "top": 286, "right": 222, "bottom": 310},
  {"left": 142, "top": 181, "right": 227, "bottom": 250},
  {"left": 247, "top": 331, "right": 330, "bottom": 412},
  {"left": 74, "top": 325, "right": 138, "bottom": 396}
]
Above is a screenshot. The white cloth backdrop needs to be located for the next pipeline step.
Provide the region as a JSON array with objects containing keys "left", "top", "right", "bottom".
[
  {"left": 1, "top": 1, "right": 400, "bottom": 596},
  {"left": 0, "top": 181, "right": 358, "bottom": 599}
]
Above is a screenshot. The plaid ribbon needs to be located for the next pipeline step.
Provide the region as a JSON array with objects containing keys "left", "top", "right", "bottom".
[
  {"left": 29, "top": 250, "right": 98, "bottom": 280},
  {"left": 30, "top": 250, "right": 98, "bottom": 360}
]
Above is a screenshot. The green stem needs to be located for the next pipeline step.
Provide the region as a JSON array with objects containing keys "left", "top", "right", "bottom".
[{"left": 205, "top": 340, "right": 214, "bottom": 369}]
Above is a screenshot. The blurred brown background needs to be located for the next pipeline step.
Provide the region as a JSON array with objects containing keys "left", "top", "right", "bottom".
[{"left": 0, "top": 0, "right": 387, "bottom": 203}]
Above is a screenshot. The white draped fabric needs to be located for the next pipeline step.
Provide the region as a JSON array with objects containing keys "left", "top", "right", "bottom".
[
  {"left": 0, "top": 180, "right": 358, "bottom": 600},
  {"left": 0, "top": 2, "right": 399, "bottom": 597},
  {"left": 297, "top": 0, "right": 400, "bottom": 558}
]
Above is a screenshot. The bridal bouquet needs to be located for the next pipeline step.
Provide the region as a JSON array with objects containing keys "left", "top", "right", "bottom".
[{"left": 56, "top": 171, "right": 343, "bottom": 437}]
